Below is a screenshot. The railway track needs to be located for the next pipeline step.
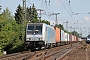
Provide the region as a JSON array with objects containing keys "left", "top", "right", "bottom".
[
  {"left": 41, "top": 43, "right": 80, "bottom": 60},
  {"left": 25, "top": 42, "right": 81, "bottom": 60},
  {"left": 0, "top": 42, "right": 82, "bottom": 60},
  {"left": 61, "top": 41, "right": 89, "bottom": 60},
  {"left": 0, "top": 51, "right": 35, "bottom": 60}
]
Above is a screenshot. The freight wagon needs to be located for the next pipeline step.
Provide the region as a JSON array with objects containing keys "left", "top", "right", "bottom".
[{"left": 54, "top": 27, "right": 70, "bottom": 46}]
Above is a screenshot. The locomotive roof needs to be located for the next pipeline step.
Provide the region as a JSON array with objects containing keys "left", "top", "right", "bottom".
[{"left": 27, "top": 23, "right": 45, "bottom": 24}]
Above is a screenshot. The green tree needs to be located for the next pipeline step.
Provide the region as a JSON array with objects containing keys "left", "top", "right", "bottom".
[
  {"left": 41, "top": 19, "right": 50, "bottom": 25},
  {"left": 55, "top": 24, "right": 64, "bottom": 30},
  {"left": 26, "top": 7, "right": 30, "bottom": 22},
  {"left": 26, "top": 4, "right": 51, "bottom": 24},
  {"left": 0, "top": 8, "right": 24, "bottom": 55},
  {"left": 0, "top": 8, "right": 15, "bottom": 54},
  {"left": 14, "top": 4, "right": 23, "bottom": 24},
  {"left": 30, "top": 4, "right": 38, "bottom": 23},
  {"left": 26, "top": 6, "right": 32, "bottom": 22},
  {"left": 14, "top": 4, "right": 25, "bottom": 43},
  {"left": 26, "top": 4, "right": 39, "bottom": 23},
  {"left": 71, "top": 31, "right": 80, "bottom": 37}
]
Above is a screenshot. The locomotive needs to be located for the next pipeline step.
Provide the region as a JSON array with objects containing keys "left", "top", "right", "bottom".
[{"left": 25, "top": 23, "right": 56, "bottom": 50}]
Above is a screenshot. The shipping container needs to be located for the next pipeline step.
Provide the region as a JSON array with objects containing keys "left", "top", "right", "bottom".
[
  {"left": 74, "top": 36, "right": 76, "bottom": 41},
  {"left": 69, "top": 34, "right": 72, "bottom": 41},
  {"left": 76, "top": 36, "right": 78, "bottom": 41},
  {"left": 54, "top": 27, "right": 60, "bottom": 43},
  {"left": 68, "top": 34, "right": 70, "bottom": 43},
  {"left": 61, "top": 30, "right": 67, "bottom": 45},
  {"left": 65, "top": 32, "right": 68, "bottom": 41},
  {"left": 65, "top": 32, "right": 68, "bottom": 44},
  {"left": 69, "top": 34, "right": 72, "bottom": 44},
  {"left": 72, "top": 35, "right": 74, "bottom": 42},
  {"left": 61, "top": 30, "right": 65, "bottom": 41}
]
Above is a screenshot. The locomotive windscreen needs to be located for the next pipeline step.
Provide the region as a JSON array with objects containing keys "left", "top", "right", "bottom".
[{"left": 27, "top": 24, "right": 42, "bottom": 35}]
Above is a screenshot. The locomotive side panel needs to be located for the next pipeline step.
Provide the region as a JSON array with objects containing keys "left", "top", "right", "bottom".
[
  {"left": 46, "top": 26, "right": 56, "bottom": 43},
  {"left": 43, "top": 24, "right": 56, "bottom": 48}
]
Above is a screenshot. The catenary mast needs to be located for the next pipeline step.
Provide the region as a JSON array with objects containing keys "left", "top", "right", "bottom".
[{"left": 22, "top": 0, "right": 26, "bottom": 23}]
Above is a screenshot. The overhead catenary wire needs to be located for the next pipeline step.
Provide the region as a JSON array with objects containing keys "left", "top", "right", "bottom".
[
  {"left": 27, "top": 0, "right": 33, "bottom": 5},
  {"left": 39, "top": 0, "right": 55, "bottom": 20},
  {"left": 68, "top": 0, "right": 73, "bottom": 13},
  {"left": 39, "top": 0, "right": 49, "bottom": 17},
  {"left": 66, "top": 0, "right": 88, "bottom": 33},
  {"left": 27, "top": 0, "right": 80, "bottom": 24},
  {"left": 39, "top": 0, "right": 63, "bottom": 25},
  {"left": 65, "top": 0, "right": 90, "bottom": 33},
  {"left": 58, "top": 0, "right": 80, "bottom": 33},
  {"left": 66, "top": 0, "right": 73, "bottom": 13},
  {"left": 26, "top": 0, "right": 54, "bottom": 21},
  {"left": 43, "top": 0, "right": 50, "bottom": 14},
  {"left": 60, "top": 0, "right": 83, "bottom": 32},
  {"left": 42, "top": 0, "right": 53, "bottom": 15},
  {"left": 58, "top": 0, "right": 73, "bottom": 19},
  {"left": 45, "top": 0, "right": 56, "bottom": 20},
  {"left": 58, "top": 0, "right": 75, "bottom": 24},
  {"left": 40, "top": 0, "right": 77, "bottom": 27}
]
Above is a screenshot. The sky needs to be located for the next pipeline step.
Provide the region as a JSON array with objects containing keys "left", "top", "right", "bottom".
[{"left": 1, "top": 0, "right": 90, "bottom": 37}]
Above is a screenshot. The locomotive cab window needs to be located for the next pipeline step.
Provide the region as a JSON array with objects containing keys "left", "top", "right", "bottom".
[
  {"left": 28, "top": 26, "right": 34, "bottom": 30},
  {"left": 27, "top": 24, "right": 42, "bottom": 35},
  {"left": 35, "top": 26, "right": 42, "bottom": 35}
]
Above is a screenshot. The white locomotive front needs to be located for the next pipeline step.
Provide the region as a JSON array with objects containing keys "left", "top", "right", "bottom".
[{"left": 25, "top": 23, "right": 56, "bottom": 50}]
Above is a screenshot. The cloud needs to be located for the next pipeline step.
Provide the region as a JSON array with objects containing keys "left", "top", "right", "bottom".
[{"left": 84, "top": 16, "right": 90, "bottom": 21}]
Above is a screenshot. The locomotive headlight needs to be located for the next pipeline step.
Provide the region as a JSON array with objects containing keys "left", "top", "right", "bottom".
[
  {"left": 27, "top": 38, "right": 29, "bottom": 40},
  {"left": 39, "top": 38, "right": 42, "bottom": 40},
  {"left": 27, "top": 38, "right": 31, "bottom": 40}
]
